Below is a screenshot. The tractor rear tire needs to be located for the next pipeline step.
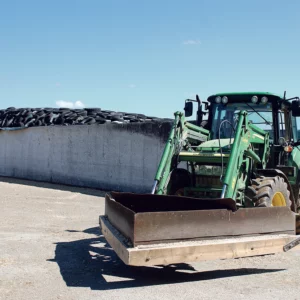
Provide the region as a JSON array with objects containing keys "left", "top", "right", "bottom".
[{"left": 245, "top": 175, "right": 292, "bottom": 208}]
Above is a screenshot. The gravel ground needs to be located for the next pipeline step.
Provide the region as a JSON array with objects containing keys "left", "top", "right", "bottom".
[{"left": 1, "top": 177, "right": 300, "bottom": 300}]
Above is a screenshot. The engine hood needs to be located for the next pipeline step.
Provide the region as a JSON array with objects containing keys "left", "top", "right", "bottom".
[
  {"left": 179, "top": 138, "right": 234, "bottom": 164},
  {"left": 198, "top": 138, "right": 234, "bottom": 152}
]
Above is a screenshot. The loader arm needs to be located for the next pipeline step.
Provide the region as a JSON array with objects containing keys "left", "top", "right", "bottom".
[
  {"left": 152, "top": 111, "right": 209, "bottom": 194},
  {"left": 222, "top": 110, "right": 270, "bottom": 199}
]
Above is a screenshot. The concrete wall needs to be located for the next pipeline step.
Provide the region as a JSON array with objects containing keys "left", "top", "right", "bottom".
[{"left": 0, "top": 122, "right": 172, "bottom": 193}]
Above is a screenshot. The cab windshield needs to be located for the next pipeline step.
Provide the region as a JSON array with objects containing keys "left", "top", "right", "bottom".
[{"left": 211, "top": 102, "right": 274, "bottom": 140}]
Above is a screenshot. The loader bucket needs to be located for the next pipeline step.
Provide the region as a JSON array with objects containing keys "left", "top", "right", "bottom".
[{"left": 103, "top": 192, "right": 296, "bottom": 247}]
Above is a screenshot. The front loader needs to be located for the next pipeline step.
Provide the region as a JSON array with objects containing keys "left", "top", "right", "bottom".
[{"left": 100, "top": 92, "right": 300, "bottom": 266}]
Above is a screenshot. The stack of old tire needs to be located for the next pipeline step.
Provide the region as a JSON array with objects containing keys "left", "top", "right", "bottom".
[{"left": 0, "top": 107, "right": 172, "bottom": 128}]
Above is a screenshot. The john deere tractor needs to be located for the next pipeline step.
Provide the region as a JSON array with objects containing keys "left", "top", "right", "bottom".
[
  {"left": 100, "top": 91, "right": 300, "bottom": 267},
  {"left": 151, "top": 92, "right": 300, "bottom": 214}
]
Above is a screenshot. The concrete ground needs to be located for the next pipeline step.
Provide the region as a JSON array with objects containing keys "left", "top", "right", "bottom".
[{"left": 1, "top": 177, "right": 300, "bottom": 300}]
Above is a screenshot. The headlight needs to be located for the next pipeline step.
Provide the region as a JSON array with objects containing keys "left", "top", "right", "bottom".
[
  {"left": 251, "top": 96, "right": 258, "bottom": 103},
  {"left": 222, "top": 96, "right": 228, "bottom": 104},
  {"left": 261, "top": 96, "right": 268, "bottom": 104},
  {"left": 215, "top": 96, "right": 221, "bottom": 103}
]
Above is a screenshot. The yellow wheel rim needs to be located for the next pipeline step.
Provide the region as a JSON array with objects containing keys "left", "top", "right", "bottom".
[{"left": 272, "top": 192, "right": 286, "bottom": 206}]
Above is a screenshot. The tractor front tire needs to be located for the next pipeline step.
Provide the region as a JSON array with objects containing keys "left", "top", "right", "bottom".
[
  {"left": 167, "top": 168, "right": 191, "bottom": 196},
  {"left": 245, "top": 176, "right": 292, "bottom": 208}
]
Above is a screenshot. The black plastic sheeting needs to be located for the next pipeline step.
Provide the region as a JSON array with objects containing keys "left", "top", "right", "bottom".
[{"left": 0, "top": 107, "right": 173, "bottom": 129}]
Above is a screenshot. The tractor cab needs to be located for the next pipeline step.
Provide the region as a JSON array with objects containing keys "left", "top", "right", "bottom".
[
  {"left": 203, "top": 93, "right": 300, "bottom": 168},
  {"left": 186, "top": 92, "right": 300, "bottom": 163},
  {"left": 206, "top": 93, "right": 275, "bottom": 141},
  {"left": 187, "top": 92, "right": 286, "bottom": 143},
  {"left": 186, "top": 92, "right": 300, "bottom": 143}
]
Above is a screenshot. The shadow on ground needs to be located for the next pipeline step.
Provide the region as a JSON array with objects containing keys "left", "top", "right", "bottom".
[
  {"left": 0, "top": 176, "right": 107, "bottom": 197},
  {"left": 48, "top": 226, "right": 286, "bottom": 291}
]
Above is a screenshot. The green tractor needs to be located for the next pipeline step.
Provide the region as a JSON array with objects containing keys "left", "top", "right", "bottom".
[
  {"left": 100, "top": 92, "right": 300, "bottom": 267},
  {"left": 152, "top": 92, "right": 300, "bottom": 213}
]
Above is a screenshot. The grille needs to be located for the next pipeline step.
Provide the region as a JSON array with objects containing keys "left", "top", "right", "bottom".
[{"left": 195, "top": 176, "right": 221, "bottom": 187}]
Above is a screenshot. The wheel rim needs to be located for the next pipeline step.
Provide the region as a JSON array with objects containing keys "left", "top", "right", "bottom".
[{"left": 272, "top": 192, "right": 286, "bottom": 206}]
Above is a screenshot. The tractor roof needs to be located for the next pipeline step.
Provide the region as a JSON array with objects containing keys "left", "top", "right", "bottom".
[{"left": 207, "top": 92, "right": 283, "bottom": 103}]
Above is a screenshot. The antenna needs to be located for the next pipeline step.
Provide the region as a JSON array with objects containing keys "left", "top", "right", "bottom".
[{"left": 284, "top": 91, "right": 286, "bottom": 100}]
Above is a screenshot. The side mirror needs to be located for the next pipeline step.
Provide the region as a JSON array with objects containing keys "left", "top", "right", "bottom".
[
  {"left": 292, "top": 100, "right": 300, "bottom": 117},
  {"left": 184, "top": 101, "right": 193, "bottom": 117}
]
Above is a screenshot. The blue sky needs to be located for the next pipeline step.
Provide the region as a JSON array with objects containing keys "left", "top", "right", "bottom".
[{"left": 1, "top": 0, "right": 300, "bottom": 118}]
